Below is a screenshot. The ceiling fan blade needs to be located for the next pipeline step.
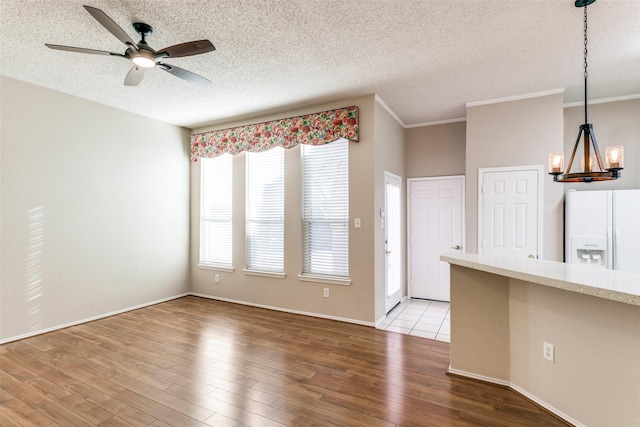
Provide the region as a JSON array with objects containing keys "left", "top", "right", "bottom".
[
  {"left": 158, "top": 63, "right": 211, "bottom": 87},
  {"left": 83, "top": 5, "right": 138, "bottom": 50},
  {"left": 45, "top": 43, "right": 125, "bottom": 57},
  {"left": 124, "top": 66, "right": 145, "bottom": 86},
  {"left": 156, "top": 40, "right": 215, "bottom": 58}
]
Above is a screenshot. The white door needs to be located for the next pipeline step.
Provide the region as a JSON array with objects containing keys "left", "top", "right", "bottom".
[
  {"left": 479, "top": 166, "right": 542, "bottom": 259},
  {"left": 384, "top": 172, "right": 402, "bottom": 313},
  {"left": 408, "top": 176, "right": 464, "bottom": 301}
]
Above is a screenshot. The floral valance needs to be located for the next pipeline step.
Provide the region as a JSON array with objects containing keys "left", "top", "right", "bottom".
[{"left": 190, "top": 106, "right": 359, "bottom": 161}]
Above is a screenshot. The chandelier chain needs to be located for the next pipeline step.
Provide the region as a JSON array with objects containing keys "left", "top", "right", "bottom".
[{"left": 583, "top": 4, "right": 588, "bottom": 79}]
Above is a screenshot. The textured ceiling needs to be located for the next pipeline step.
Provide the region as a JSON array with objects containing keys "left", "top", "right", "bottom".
[{"left": 1, "top": 0, "right": 639, "bottom": 129}]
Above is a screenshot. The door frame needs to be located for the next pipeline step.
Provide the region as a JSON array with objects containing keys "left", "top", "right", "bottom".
[
  {"left": 477, "top": 165, "right": 543, "bottom": 259},
  {"left": 384, "top": 171, "right": 402, "bottom": 313},
  {"left": 407, "top": 175, "right": 465, "bottom": 300}
]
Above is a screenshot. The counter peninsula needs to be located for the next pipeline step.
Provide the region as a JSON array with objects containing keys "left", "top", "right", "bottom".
[{"left": 441, "top": 252, "right": 640, "bottom": 427}]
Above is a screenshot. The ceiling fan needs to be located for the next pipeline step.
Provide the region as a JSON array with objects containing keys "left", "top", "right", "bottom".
[{"left": 45, "top": 5, "right": 215, "bottom": 87}]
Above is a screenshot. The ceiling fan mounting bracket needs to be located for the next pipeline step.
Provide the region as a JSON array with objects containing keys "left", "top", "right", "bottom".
[{"left": 132, "top": 22, "right": 153, "bottom": 37}]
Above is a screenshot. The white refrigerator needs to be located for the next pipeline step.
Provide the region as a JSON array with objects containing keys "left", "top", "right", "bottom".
[{"left": 565, "top": 189, "right": 640, "bottom": 273}]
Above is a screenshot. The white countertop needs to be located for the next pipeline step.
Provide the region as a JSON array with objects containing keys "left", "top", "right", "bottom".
[{"left": 440, "top": 252, "right": 640, "bottom": 307}]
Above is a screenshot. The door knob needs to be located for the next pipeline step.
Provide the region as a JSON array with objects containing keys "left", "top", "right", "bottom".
[
  {"left": 386, "top": 250, "right": 392, "bottom": 254},
  {"left": 451, "top": 245, "right": 461, "bottom": 250}
]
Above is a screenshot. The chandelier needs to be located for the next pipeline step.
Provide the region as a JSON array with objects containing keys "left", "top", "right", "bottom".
[{"left": 549, "top": 0, "right": 624, "bottom": 183}]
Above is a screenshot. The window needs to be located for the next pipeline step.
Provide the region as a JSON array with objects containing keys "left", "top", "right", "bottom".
[
  {"left": 301, "top": 138, "right": 349, "bottom": 278},
  {"left": 200, "top": 154, "right": 233, "bottom": 269},
  {"left": 246, "top": 148, "right": 284, "bottom": 274}
]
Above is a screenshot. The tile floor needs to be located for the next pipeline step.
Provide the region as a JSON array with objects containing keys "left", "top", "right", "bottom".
[{"left": 377, "top": 299, "right": 451, "bottom": 342}]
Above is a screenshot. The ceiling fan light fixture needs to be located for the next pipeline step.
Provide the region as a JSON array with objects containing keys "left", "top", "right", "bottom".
[
  {"left": 132, "top": 54, "right": 155, "bottom": 68},
  {"left": 548, "top": 0, "right": 624, "bottom": 183}
]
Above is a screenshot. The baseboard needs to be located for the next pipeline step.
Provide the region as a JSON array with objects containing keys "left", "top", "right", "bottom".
[
  {"left": 0, "top": 293, "right": 190, "bottom": 345},
  {"left": 1, "top": 292, "right": 374, "bottom": 345},
  {"left": 447, "top": 367, "right": 583, "bottom": 427},
  {"left": 446, "top": 367, "right": 510, "bottom": 387},
  {"left": 189, "top": 292, "right": 376, "bottom": 327},
  {"left": 509, "top": 383, "right": 583, "bottom": 427}
]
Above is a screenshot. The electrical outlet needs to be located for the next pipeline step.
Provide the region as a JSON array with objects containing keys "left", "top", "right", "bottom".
[
  {"left": 214, "top": 274, "right": 220, "bottom": 283},
  {"left": 543, "top": 342, "right": 555, "bottom": 362},
  {"left": 323, "top": 288, "right": 330, "bottom": 298}
]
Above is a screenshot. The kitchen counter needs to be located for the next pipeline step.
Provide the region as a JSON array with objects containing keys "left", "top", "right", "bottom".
[
  {"left": 440, "top": 252, "right": 640, "bottom": 306},
  {"left": 441, "top": 253, "right": 640, "bottom": 427}
]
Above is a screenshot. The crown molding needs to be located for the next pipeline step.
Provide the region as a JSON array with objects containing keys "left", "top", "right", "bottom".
[
  {"left": 374, "top": 94, "right": 406, "bottom": 128},
  {"left": 466, "top": 88, "right": 565, "bottom": 108},
  {"left": 563, "top": 93, "right": 640, "bottom": 108},
  {"left": 406, "top": 117, "right": 467, "bottom": 128}
]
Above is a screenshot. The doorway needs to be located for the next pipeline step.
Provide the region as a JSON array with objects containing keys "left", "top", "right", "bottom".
[
  {"left": 478, "top": 166, "right": 542, "bottom": 259},
  {"left": 384, "top": 172, "right": 402, "bottom": 314},
  {"left": 408, "top": 176, "right": 464, "bottom": 302}
]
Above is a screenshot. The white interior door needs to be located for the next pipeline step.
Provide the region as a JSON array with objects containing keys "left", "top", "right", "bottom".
[
  {"left": 408, "top": 176, "right": 464, "bottom": 301},
  {"left": 384, "top": 172, "right": 402, "bottom": 313},
  {"left": 479, "top": 166, "right": 542, "bottom": 259}
]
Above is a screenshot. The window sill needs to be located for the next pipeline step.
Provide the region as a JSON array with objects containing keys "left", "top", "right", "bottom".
[
  {"left": 298, "top": 274, "right": 351, "bottom": 286},
  {"left": 198, "top": 264, "right": 234, "bottom": 273},
  {"left": 243, "top": 269, "right": 286, "bottom": 279}
]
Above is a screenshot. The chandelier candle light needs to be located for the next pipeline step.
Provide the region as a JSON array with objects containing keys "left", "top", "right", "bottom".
[{"left": 549, "top": 0, "right": 624, "bottom": 183}]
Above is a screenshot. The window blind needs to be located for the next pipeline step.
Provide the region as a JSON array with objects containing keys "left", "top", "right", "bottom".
[
  {"left": 246, "top": 148, "right": 284, "bottom": 273},
  {"left": 301, "top": 138, "right": 349, "bottom": 277},
  {"left": 200, "top": 154, "right": 233, "bottom": 268}
]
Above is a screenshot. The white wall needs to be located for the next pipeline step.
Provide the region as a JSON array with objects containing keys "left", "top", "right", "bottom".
[{"left": 0, "top": 77, "right": 191, "bottom": 342}]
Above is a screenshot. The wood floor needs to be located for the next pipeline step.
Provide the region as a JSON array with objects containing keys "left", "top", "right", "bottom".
[{"left": 0, "top": 296, "right": 570, "bottom": 426}]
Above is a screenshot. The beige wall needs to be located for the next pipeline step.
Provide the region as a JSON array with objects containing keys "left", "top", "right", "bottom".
[
  {"left": 450, "top": 265, "right": 640, "bottom": 426},
  {"left": 373, "top": 99, "right": 405, "bottom": 321},
  {"left": 3, "top": 72, "right": 636, "bottom": 343},
  {"left": 402, "top": 97, "right": 638, "bottom": 264},
  {"left": 405, "top": 121, "right": 466, "bottom": 178},
  {"left": 0, "top": 77, "right": 191, "bottom": 342},
  {"left": 563, "top": 98, "right": 640, "bottom": 191},
  {"left": 465, "top": 92, "right": 565, "bottom": 261},
  {"left": 450, "top": 268, "right": 510, "bottom": 380},
  {"left": 189, "top": 95, "right": 378, "bottom": 324}
]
